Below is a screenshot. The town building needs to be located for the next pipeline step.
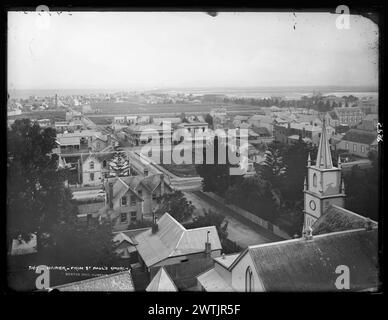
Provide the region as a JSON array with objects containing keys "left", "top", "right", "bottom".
[
  {"left": 357, "top": 114, "right": 379, "bottom": 132},
  {"left": 134, "top": 213, "right": 222, "bottom": 279},
  {"left": 337, "top": 129, "right": 378, "bottom": 158},
  {"left": 196, "top": 120, "right": 379, "bottom": 292},
  {"left": 333, "top": 106, "right": 364, "bottom": 126},
  {"left": 303, "top": 120, "right": 346, "bottom": 228},
  {"left": 102, "top": 173, "right": 172, "bottom": 231},
  {"left": 274, "top": 122, "right": 335, "bottom": 146},
  {"left": 197, "top": 225, "right": 378, "bottom": 292}
]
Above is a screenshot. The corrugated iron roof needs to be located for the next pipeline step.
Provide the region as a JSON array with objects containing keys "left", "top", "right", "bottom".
[
  {"left": 54, "top": 270, "right": 134, "bottom": 292},
  {"left": 134, "top": 213, "right": 222, "bottom": 267},
  {"left": 197, "top": 268, "right": 235, "bottom": 292},
  {"left": 248, "top": 228, "right": 379, "bottom": 291},
  {"left": 313, "top": 205, "right": 378, "bottom": 235},
  {"left": 342, "top": 129, "right": 377, "bottom": 145}
]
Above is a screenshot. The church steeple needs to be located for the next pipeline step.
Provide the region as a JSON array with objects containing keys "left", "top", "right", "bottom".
[
  {"left": 315, "top": 118, "right": 333, "bottom": 169},
  {"left": 303, "top": 116, "right": 345, "bottom": 232}
]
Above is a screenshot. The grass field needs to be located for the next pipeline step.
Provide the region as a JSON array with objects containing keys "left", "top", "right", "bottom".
[
  {"left": 87, "top": 101, "right": 262, "bottom": 116},
  {"left": 87, "top": 116, "right": 112, "bottom": 125},
  {"left": 160, "top": 163, "right": 198, "bottom": 177},
  {"left": 8, "top": 110, "right": 66, "bottom": 121}
]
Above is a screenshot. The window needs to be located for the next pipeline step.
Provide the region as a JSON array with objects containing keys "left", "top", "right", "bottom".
[
  {"left": 353, "top": 144, "right": 357, "bottom": 152},
  {"left": 102, "top": 160, "right": 107, "bottom": 168},
  {"left": 361, "top": 146, "right": 365, "bottom": 153},
  {"left": 96, "top": 142, "right": 100, "bottom": 149},
  {"left": 90, "top": 161, "right": 94, "bottom": 170},
  {"left": 121, "top": 196, "right": 127, "bottom": 206},
  {"left": 130, "top": 211, "right": 137, "bottom": 223},
  {"left": 152, "top": 193, "right": 157, "bottom": 201},
  {"left": 345, "top": 143, "right": 349, "bottom": 150},
  {"left": 138, "top": 190, "right": 142, "bottom": 198},
  {"left": 90, "top": 173, "right": 94, "bottom": 181},
  {"left": 245, "top": 267, "right": 254, "bottom": 292},
  {"left": 130, "top": 195, "right": 136, "bottom": 206},
  {"left": 313, "top": 173, "right": 317, "bottom": 187},
  {"left": 120, "top": 212, "right": 127, "bottom": 223}
]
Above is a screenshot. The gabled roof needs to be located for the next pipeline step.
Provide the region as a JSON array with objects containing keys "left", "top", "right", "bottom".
[
  {"left": 112, "top": 176, "right": 143, "bottom": 201},
  {"left": 53, "top": 271, "right": 134, "bottom": 291},
  {"left": 134, "top": 213, "right": 222, "bottom": 267},
  {"left": 312, "top": 205, "right": 378, "bottom": 235},
  {"left": 140, "top": 174, "right": 171, "bottom": 193},
  {"left": 197, "top": 268, "right": 235, "bottom": 292},
  {"left": 146, "top": 267, "right": 178, "bottom": 292},
  {"left": 244, "top": 228, "right": 379, "bottom": 291},
  {"left": 113, "top": 232, "right": 137, "bottom": 246},
  {"left": 214, "top": 253, "right": 240, "bottom": 269},
  {"left": 341, "top": 129, "right": 377, "bottom": 145}
]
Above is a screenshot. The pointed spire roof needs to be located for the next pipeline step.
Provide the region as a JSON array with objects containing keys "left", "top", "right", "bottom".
[
  {"left": 315, "top": 117, "right": 333, "bottom": 169},
  {"left": 146, "top": 267, "right": 178, "bottom": 292}
]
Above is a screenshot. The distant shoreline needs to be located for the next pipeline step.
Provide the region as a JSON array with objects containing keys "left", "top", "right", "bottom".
[{"left": 8, "top": 86, "right": 378, "bottom": 99}]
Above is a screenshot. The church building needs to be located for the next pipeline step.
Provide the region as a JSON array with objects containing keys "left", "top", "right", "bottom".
[{"left": 303, "top": 119, "right": 346, "bottom": 228}]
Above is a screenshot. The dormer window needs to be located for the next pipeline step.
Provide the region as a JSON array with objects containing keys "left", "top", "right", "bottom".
[{"left": 90, "top": 161, "right": 94, "bottom": 170}]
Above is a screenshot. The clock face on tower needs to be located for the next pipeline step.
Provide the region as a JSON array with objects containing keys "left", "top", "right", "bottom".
[{"left": 309, "top": 200, "right": 316, "bottom": 211}]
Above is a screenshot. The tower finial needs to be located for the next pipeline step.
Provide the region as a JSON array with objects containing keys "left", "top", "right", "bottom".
[
  {"left": 315, "top": 117, "right": 333, "bottom": 169},
  {"left": 307, "top": 153, "right": 311, "bottom": 166},
  {"left": 303, "top": 176, "right": 307, "bottom": 191}
]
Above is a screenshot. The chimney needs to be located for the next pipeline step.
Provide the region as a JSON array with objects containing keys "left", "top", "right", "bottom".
[
  {"left": 108, "top": 182, "right": 113, "bottom": 209},
  {"left": 205, "top": 231, "right": 211, "bottom": 256},
  {"left": 151, "top": 212, "right": 159, "bottom": 234},
  {"left": 303, "top": 226, "right": 313, "bottom": 240},
  {"left": 144, "top": 168, "right": 149, "bottom": 176}
]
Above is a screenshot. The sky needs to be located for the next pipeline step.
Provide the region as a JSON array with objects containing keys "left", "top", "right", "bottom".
[{"left": 8, "top": 11, "right": 379, "bottom": 90}]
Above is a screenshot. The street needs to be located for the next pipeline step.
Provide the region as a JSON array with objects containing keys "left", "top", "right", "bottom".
[{"left": 183, "top": 191, "right": 281, "bottom": 248}]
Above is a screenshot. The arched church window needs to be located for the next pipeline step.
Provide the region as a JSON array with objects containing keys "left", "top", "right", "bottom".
[
  {"left": 313, "top": 173, "right": 317, "bottom": 187},
  {"left": 245, "top": 267, "right": 254, "bottom": 292}
]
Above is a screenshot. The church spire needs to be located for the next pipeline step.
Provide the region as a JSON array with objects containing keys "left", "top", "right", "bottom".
[{"left": 315, "top": 117, "right": 333, "bottom": 169}]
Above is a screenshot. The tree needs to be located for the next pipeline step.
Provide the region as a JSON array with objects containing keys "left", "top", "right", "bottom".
[
  {"left": 109, "top": 150, "right": 130, "bottom": 177},
  {"left": 260, "top": 142, "right": 286, "bottom": 189},
  {"left": 46, "top": 221, "right": 118, "bottom": 267},
  {"left": 7, "top": 119, "right": 76, "bottom": 245},
  {"left": 156, "top": 190, "right": 195, "bottom": 222},
  {"left": 281, "top": 139, "right": 317, "bottom": 204},
  {"left": 196, "top": 135, "right": 243, "bottom": 196},
  {"left": 186, "top": 209, "right": 228, "bottom": 240},
  {"left": 204, "top": 113, "right": 213, "bottom": 127},
  {"left": 225, "top": 175, "right": 279, "bottom": 222},
  {"left": 7, "top": 119, "right": 119, "bottom": 281}
]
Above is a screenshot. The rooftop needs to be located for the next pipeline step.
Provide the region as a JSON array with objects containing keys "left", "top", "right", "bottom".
[
  {"left": 341, "top": 129, "right": 377, "bottom": 145},
  {"left": 312, "top": 205, "right": 378, "bottom": 235},
  {"left": 245, "top": 228, "right": 379, "bottom": 291},
  {"left": 146, "top": 267, "right": 178, "bottom": 292},
  {"left": 134, "top": 213, "right": 222, "bottom": 267},
  {"left": 53, "top": 270, "right": 134, "bottom": 292}
]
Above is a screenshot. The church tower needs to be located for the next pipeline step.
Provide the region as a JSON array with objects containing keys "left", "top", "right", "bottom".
[{"left": 303, "top": 118, "right": 346, "bottom": 229}]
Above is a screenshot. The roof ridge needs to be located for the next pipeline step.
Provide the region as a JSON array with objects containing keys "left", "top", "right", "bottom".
[{"left": 330, "top": 205, "right": 378, "bottom": 224}]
